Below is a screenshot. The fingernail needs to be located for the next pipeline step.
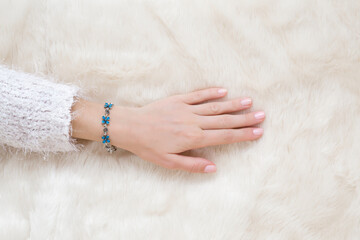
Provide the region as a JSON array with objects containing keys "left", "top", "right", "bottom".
[
  {"left": 241, "top": 98, "right": 252, "bottom": 106},
  {"left": 254, "top": 111, "right": 265, "bottom": 119},
  {"left": 204, "top": 165, "right": 217, "bottom": 173},
  {"left": 253, "top": 128, "right": 264, "bottom": 135},
  {"left": 218, "top": 88, "right": 227, "bottom": 94}
]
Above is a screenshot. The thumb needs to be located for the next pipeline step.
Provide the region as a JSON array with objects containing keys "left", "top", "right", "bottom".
[{"left": 164, "top": 153, "right": 217, "bottom": 173}]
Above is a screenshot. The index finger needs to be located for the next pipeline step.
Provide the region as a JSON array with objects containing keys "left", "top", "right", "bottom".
[{"left": 178, "top": 87, "right": 228, "bottom": 105}]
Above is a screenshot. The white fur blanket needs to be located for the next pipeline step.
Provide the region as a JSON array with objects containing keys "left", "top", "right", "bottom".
[{"left": 1, "top": 0, "right": 359, "bottom": 239}]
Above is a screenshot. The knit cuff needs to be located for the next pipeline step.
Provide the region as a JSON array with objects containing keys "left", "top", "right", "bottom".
[{"left": 0, "top": 65, "right": 88, "bottom": 158}]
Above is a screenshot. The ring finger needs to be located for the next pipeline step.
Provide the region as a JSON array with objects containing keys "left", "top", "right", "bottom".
[
  {"left": 195, "top": 127, "right": 264, "bottom": 149},
  {"left": 196, "top": 111, "right": 265, "bottom": 130}
]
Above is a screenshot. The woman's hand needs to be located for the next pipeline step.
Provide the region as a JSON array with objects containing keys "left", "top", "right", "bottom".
[{"left": 113, "top": 87, "right": 265, "bottom": 174}]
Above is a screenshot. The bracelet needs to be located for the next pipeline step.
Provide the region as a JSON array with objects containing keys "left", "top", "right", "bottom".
[{"left": 101, "top": 102, "right": 117, "bottom": 154}]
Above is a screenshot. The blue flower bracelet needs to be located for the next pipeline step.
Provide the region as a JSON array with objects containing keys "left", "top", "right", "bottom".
[{"left": 101, "top": 102, "right": 117, "bottom": 153}]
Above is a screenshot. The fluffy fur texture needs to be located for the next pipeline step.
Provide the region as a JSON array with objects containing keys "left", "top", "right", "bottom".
[{"left": 0, "top": 0, "right": 359, "bottom": 239}]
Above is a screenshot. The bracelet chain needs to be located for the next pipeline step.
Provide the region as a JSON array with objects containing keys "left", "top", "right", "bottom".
[{"left": 101, "top": 102, "right": 117, "bottom": 154}]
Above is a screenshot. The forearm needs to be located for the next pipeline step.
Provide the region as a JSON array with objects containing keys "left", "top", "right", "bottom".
[{"left": 70, "top": 98, "right": 135, "bottom": 151}]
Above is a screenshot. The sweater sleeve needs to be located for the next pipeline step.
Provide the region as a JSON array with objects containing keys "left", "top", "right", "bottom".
[{"left": 0, "top": 64, "right": 85, "bottom": 158}]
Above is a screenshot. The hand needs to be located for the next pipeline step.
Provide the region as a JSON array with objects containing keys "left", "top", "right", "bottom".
[{"left": 116, "top": 87, "right": 265, "bottom": 174}]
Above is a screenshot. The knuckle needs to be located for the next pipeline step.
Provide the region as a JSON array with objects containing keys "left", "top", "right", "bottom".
[
  {"left": 172, "top": 126, "right": 184, "bottom": 136},
  {"left": 240, "top": 129, "right": 252, "bottom": 140},
  {"left": 176, "top": 93, "right": 194, "bottom": 103},
  {"left": 209, "top": 103, "right": 221, "bottom": 114},
  {"left": 192, "top": 91, "right": 203, "bottom": 102},
  {"left": 231, "top": 99, "right": 238, "bottom": 110},
  {"left": 223, "top": 130, "right": 234, "bottom": 142},
  {"left": 219, "top": 115, "right": 230, "bottom": 128},
  {"left": 235, "top": 113, "right": 249, "bottom": 125},
  {"left": 188, "top": 162, "right": 202, "bottom": 173},
  {"left": 247, "top": 112, "right": 255, "bottom": 122},
  {"left": 185, "top": 129, "right": 203, "bottom": 141}
]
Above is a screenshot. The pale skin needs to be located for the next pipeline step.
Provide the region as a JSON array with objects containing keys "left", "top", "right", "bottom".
[{"left": 70, "top": 87, "right": 265, "bottom": 174}]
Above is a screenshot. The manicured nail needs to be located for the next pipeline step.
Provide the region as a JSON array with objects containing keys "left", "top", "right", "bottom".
[
  {"left": 241, "top": 98, "right": 252, "bottom": 106},
  {"left": 204, "top": 165, "right": 217, "bottom": 173},
  {"left": 218, "top": 88, "right": 227, "bottom": 94},
  {"left": 253, "top": 128, "right": 264, "bottom": 135},
  {"left": 254, "top": 111, "right": 265, "bottom": 119}
]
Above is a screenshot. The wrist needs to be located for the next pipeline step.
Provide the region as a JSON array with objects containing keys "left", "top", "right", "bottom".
[
  {"left": 70, "top": 98, "right": 103, "bottom": 142},
  {"left": 70, "top": 98, "right": 136, "bottom": 151},
  {"left": 108, "top": 104, "right": 138, "bottom": 151}
]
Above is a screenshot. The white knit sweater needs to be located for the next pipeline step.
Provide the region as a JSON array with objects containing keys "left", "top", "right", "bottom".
[{"left": 0, "top": 64, "right": 85, "bottom": 158}]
